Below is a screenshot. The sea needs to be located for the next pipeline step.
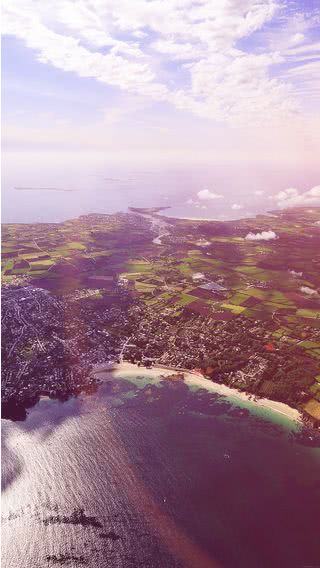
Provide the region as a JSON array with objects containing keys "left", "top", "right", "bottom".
[
  {"left": 3, "top": 151, "right": 319, "bottom": 224},
  {"left": 2, "top": 370, "right": 320, "bottom": 568}
]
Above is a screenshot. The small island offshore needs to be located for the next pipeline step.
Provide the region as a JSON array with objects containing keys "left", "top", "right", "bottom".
[{"left": 2, "top": 206, "right": 320, "bottom": 433}]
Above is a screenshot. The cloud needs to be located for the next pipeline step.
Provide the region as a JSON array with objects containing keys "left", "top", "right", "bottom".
[
  {"left": 300, "top": 286, "right": 318, "bottom": 296},
  {"left": 289, "top": 269, "right": 303, "bottom": 277},
  {"left": 245, "top": 230, "right": 277, "bottom": 241},
  {"left": 231, "top": 203, "right": 243, "bottom": 210},
  {"left": 273, "top": 185, "right": 320, "bottom": 207},
  {"left": 197, "top": 189, "right": 223, "bottom": 201},
  {"left": 151, "top": 39, "right": 199, "bottom": 61},
  {"left": 254, "top": 190, "right": 265, "bottom": 196},
  {"left": 2, "top": 0, "right": 315, "bottom": 126},
  {"left": 187, "top": 198, "right": 208, "bottom": 210},
  {"left": 284, "top": 41, "right": 320, "bottom": 57},
  {"left": 186, "top": 198, "right": 207, "bottom": 210},
  {"left": 289, "top": 33, "right": 305, "bottom": 47},
  {"left": 2, "top": 3, "right": 168, "bottom": 102}
]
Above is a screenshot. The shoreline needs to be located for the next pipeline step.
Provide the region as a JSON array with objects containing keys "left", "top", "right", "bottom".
[{"left": 94, "top": 361, "right": 302, "bottom": 423}]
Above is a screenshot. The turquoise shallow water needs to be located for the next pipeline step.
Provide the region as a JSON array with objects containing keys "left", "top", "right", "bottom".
[{"left": 2, "top": 372, "right": 320, "bottom": 568}]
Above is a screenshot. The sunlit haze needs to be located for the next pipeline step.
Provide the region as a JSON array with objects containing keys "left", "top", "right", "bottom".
[
  {"left": 2, "top": 0, "right": 320, "bottom": 221},
  {"left": 2, "top": 5, "right": 320, "bottom": 567}
]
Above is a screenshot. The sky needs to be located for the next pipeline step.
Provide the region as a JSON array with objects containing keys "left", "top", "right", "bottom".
[{"left": 2, "top": 0, "right": 320, "bottom": 220}]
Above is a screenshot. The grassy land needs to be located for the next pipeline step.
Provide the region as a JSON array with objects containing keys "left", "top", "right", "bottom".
[{"left": 2, "top": 208, "right": 320, "bottom": 420}]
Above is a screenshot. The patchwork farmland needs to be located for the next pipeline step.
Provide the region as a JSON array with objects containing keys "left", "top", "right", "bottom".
[{"left": 2, "top": 207, "right": 320, "bottom": 424}]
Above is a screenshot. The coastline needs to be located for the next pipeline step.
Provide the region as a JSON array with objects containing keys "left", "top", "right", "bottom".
[
  {"left": 163, "top": 215, "right": 219, "bottom": 221},
  {"left": 94, "top": 361, "right": 302, "bottom": 423}
]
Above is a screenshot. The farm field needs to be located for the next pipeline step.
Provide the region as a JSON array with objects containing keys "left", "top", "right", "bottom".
[{"left": 2, "top": 206, "right": 320, "bottom": 422}]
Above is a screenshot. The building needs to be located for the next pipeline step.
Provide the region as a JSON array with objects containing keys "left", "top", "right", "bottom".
[{"left": 199, "top": 282, "right": 227, "bottom": 293}]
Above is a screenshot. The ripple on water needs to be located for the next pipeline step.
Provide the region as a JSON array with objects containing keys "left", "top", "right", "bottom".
[{"left": 2, "top": 373, "right": 320, "bottom": 568}]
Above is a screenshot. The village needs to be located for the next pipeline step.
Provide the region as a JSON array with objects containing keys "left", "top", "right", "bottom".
[{"left": 2, "top": 207, "right": 320, "bottom": 424}]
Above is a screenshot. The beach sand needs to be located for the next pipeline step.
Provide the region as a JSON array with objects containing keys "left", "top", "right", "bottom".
[{"left": 94, "top": 361, "right": 302, "bottom": 423}]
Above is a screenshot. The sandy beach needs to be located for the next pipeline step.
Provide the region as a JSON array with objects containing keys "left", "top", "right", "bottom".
[{"left": 94, "top": 361, "right": 302, "bottom": 423}]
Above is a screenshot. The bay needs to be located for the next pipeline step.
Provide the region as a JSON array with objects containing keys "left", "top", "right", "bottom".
[{"left": 2, "top": 371, "right": 320, "bottom": 568}]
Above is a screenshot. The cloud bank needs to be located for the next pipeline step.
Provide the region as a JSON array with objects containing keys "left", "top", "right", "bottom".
[
  {"left": 273, "top": 186, "right": 320, "bottom": 208},
  {"left": 2, "top": 0, "right": 320, "bottom": 126}
]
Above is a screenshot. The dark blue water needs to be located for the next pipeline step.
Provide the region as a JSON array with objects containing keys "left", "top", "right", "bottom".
[{"left": 2, "top": 372, "right": 320, "bottom": 568}]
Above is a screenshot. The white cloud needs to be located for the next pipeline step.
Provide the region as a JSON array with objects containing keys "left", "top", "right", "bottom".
[
  {"left": 187, "top": 198, "right": 208, "bottom": 209},
  {"left": 197, "top": 189, "right": 223, "bottom": 201},
  {"left": 254, "top": 190, "right": 265, "bottom": 196},
  {"left": 231, "top": 203, "right": 243, "bottom": 210},
  {"left": 2, "top": 3, "right": 169, "bottom": 101},
  {"left": 151, "top": 39, "right": 199, "bottom": 60},
  {"left": 273, "top": 185, "right": 320, "bottom": 207},
  {"left": 132, "top": 30, "right": 148, "bottom": 39},
  {"left": 181, "top": 50, "right": 299, "bottom": 125},
  {"left": 300, "top": 286, "right": 318, "bottom": 296},
  {"left": 245, "top": 230, "right": 277, "bottom": 241},
  {"left": 2, "top": 0, "right": 311, "bottom": 126},
  {"left": 284, "top": 41, "right": 320, "bottom": 56},
  {"left": 289, "top": 33, "right": 305, "bottom": 47},
  {"left": 289, "top": 269, "right": 303, "bottom": 277}
]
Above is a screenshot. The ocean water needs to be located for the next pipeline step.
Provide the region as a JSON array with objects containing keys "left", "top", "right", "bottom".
[
  {"left": 2, "top": 372, "right": 320, "bottom": 568},
  {"left": 4, "top": 152, "right": 318, "bottom": 224}
]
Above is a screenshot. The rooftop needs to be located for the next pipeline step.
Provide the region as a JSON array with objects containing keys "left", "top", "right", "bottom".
[{"left": 199, "top": 282, "right": 227, "bottom": 292}]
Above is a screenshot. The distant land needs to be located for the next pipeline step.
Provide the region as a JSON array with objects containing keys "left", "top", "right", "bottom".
[
  {"left": 2, "top": 206, "right": 320, "bottom": 430},
  {"left": 14, "top": 187, "right": 73, "bottom": 192},
  {"left": 129, "top": 206, "right": 171, "bottom": 214}
]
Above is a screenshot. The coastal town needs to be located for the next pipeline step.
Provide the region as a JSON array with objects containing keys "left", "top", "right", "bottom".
[{"left": 2, "top": 206, "right": 320, "bottom": 427}]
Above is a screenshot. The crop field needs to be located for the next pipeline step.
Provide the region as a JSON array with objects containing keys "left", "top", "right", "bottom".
[{"left": 2, "top": 207, "right": 320, "bottom": 419}]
